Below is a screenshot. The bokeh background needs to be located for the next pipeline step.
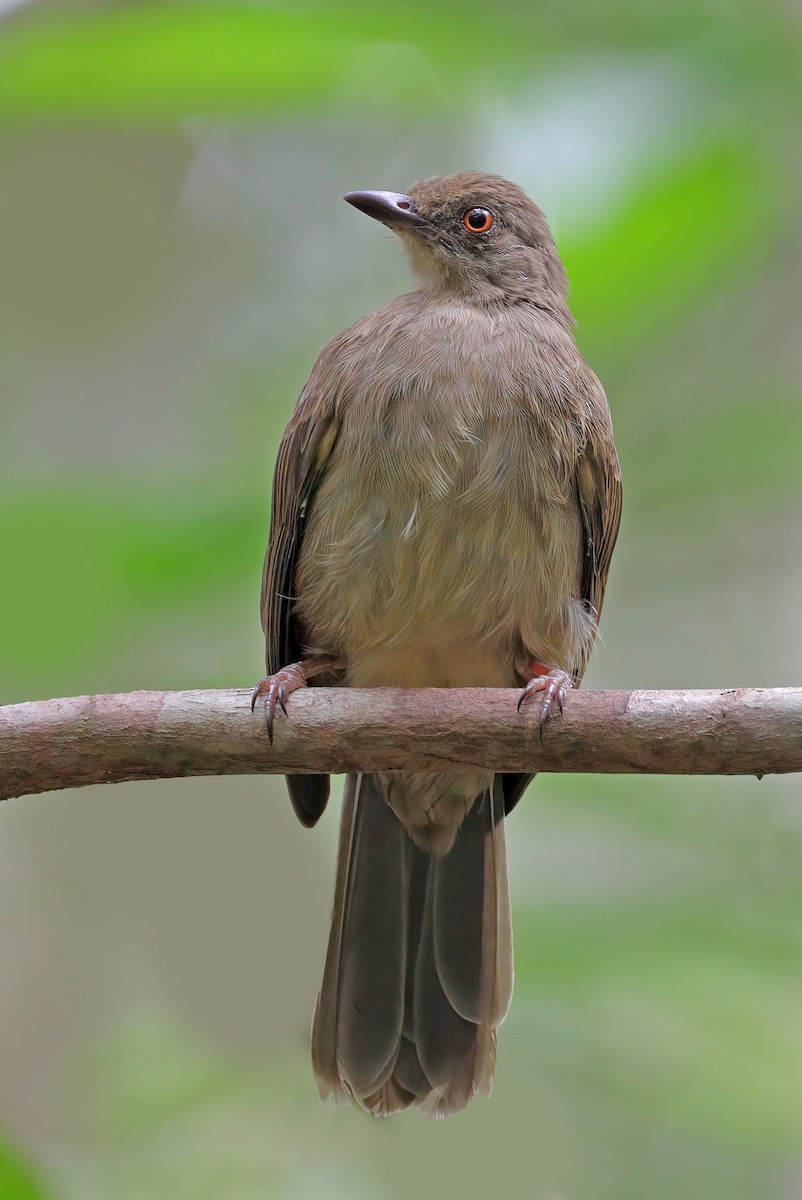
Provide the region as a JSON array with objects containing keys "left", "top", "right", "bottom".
[{"left": 1, "top": 1, "right": 801, "bottom": 1196}]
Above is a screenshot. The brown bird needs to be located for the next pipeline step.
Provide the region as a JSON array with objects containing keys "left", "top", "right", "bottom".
[{"left": 253, "top": 172, "right": 621, "bottom": 1117}]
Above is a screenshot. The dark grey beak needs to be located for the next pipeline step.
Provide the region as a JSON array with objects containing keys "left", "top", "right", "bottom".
[{"left": 344, "top": 190, "right": 426, "bottom": 229}]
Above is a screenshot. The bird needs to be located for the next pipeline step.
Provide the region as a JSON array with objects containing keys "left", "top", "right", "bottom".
[{"left": 252, "top": 171, "right": 622, "bottom": 1117}]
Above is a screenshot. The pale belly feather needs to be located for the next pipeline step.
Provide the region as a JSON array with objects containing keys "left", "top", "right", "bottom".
[
  {"left": 293, "top": 379, "right": 595, "bottom": 851},
  {"left": 296, "top": 399, "right": 593, "bottom": 688}
]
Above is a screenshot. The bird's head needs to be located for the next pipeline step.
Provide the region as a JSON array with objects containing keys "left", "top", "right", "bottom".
[{"left": 344, "top": 171, "right": 571, "bottom": 323}]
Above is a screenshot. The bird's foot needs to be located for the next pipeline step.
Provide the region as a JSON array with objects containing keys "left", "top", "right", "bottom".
[
  {"left": 250, "top": 655, "right": 345, "bottom": 744},
  {"left": 517, "top": 662, "right": 573, "bottom": 741},
  {"left": 250, "top": 664, "right": 309, "bottom": 744}
]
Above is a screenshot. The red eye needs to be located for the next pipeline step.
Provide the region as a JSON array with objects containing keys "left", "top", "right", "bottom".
[{"left": 463, "top": 207, "right": 494, "bottom": 233}]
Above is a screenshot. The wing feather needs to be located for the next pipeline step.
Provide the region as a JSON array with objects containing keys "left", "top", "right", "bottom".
[
  {"left": 576, "top": 379, "right": 622, "bottom": 663},
  {"left": 259, "top": 378, "right": 340, "bottom": 825},
  {"left": 260, "top": 385, "right": 340, "bottom": 673},
  {"left": 505, "top": 370, "right": 621, "bottom": 816}
]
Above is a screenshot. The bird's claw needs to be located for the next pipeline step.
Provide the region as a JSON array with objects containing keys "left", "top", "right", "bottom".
[
  {"left": 517, "top": 667, "right": 573, "bottom": 742},
  {"left": 250, "top": 664, "right": 307, "bottom": 744}
]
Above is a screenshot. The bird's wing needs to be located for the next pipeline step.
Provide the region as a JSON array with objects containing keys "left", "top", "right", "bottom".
[
  {"left": 260, "top": 382, "right": 340, "bottom": 675},
  {"left": 504, "top": 371, "right": 621, "bottom": 817},
  {"left": 259, "top": 378, "right": 340, "bottom": 828},
  {"left": 575, "top": 378, "right": 623, "bottom": 674}
]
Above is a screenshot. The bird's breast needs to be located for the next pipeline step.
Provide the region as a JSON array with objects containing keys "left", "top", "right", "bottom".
[{"left": 294, "top": 314, "right": 591, "bottom": 687}]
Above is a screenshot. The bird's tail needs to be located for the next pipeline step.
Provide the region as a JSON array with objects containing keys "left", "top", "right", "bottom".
[{"left": 311, "top": 772, "right": 513, "bottom": 1117}]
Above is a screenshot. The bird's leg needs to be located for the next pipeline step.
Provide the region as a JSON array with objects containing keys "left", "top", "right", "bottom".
[
  {"left": 516, "top": 659, "right": 574, "bottom": 740},
  {"left": 250, "top": 655, "right": 345, "bottom": 744}
]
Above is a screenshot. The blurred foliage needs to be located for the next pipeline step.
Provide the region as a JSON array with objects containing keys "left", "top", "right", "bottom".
[
  {"left": 0, "top": 1138, "right": 49, "bottom": 1200},
  {"left": 563, "top": 139, "right": 775, "bottom": 357},
  {"left": 0, "top": 0, "right": 797, "bottom": 124},
  {"left": 0, "top": 0, "right": 790, "bottom": 123},
  {"left": 0, "top": 489, "right": 259, "bottom": 681},
  {"left": 0, "top": 2, "right": 801, "bottom": 1199}
]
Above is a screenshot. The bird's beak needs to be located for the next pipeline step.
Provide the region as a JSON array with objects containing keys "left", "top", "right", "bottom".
[{"left": 344, "top": 190, "right": 427, "bottom": 230}]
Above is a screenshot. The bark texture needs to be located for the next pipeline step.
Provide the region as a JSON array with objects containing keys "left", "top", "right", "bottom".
[{"left": 0, "top": 687, "right": 799, "bottom": 802}]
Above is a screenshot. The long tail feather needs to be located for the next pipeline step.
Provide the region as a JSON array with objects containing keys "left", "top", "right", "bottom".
[{"left": 311, "top": 774, "right": 513, "bottom": 1117}]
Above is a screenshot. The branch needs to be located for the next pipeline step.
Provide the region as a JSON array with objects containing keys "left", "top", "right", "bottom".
[{"left": 1, "top": 687, "right": 800, "bottom": 801}]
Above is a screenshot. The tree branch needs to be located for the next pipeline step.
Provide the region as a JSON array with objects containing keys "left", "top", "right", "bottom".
[{"left": 1, "top": 687, "right": 800, "bottom": 801}]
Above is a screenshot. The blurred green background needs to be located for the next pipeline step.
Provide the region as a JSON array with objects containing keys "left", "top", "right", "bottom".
[{"left": 1, "top": 1, "right": 801, "bottom": 1196}]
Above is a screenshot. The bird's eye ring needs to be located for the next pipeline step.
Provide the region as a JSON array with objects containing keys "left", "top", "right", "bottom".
[{"left": 463, "top": 207, "right": 494, "bottom": 233}]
